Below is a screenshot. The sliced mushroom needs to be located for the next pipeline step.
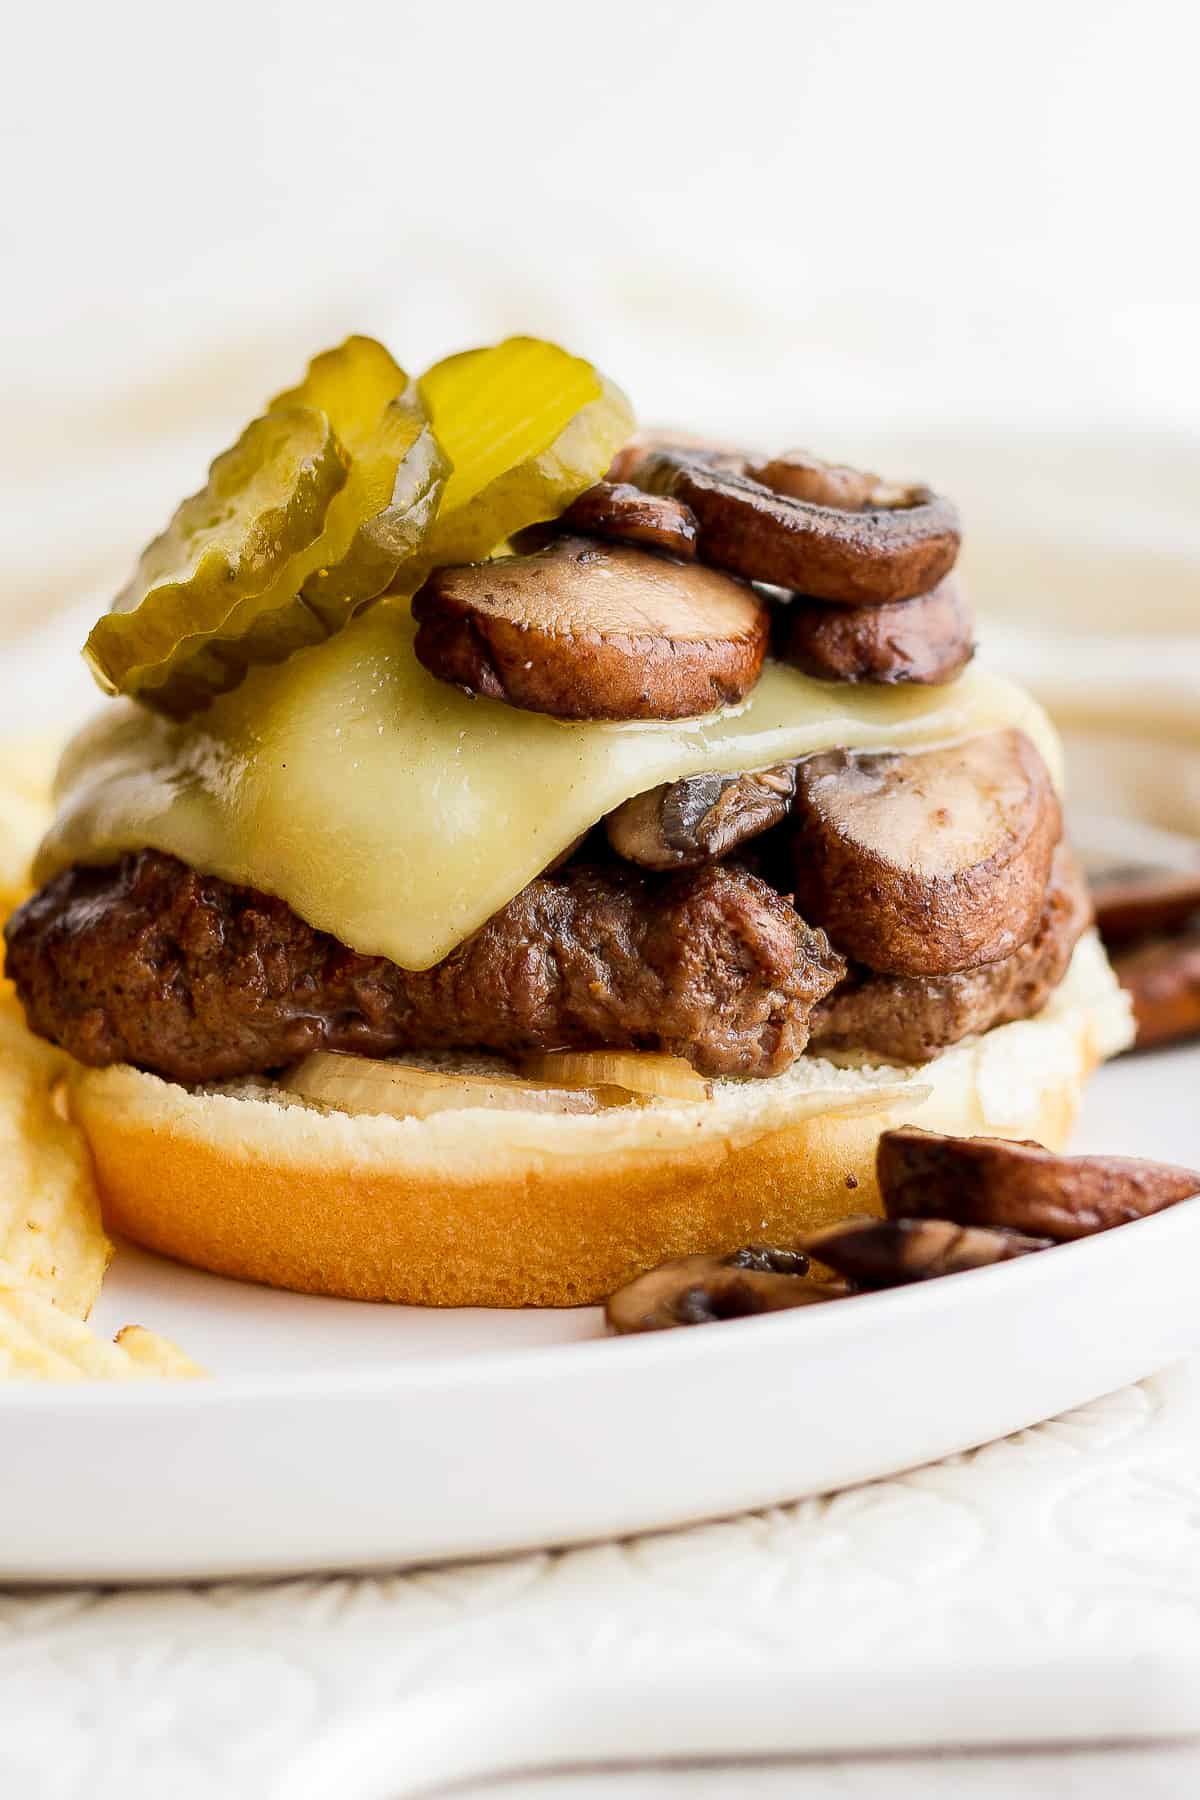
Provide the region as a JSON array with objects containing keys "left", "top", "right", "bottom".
[
  {"left": 748, "top": 451, "right": 910, "bottom": 512},
  {"left": 607, "top": 431, "right": 745, "bottom": 485},
  {"left": 802, "top": 1215, "right": 1052, "bottom": 1285},
  {"left": 877, "top": 1126, "right": 1200, "bottom": 1241},
  {"left": 605, "top": 765, "right": 796, "bottom": 870},
  {"left": 789, "top": 730, "right": 1062, "bottom": 976},
  {"left": 1090, "top": 866, "right": 1200, "bottom": 946},
  {"left": 778, "top": 577, "right": 975, "bottom": 686},
  {"left": 625, "top": 447, "right": 961, "bottom": 605},
  {"left": 606, "top": 1245, "right": 842, "bottom": 1334},
  {"left": 1111, "top": 929, "right": 1200, "bottom": 1050},
  {"left": 411, "top": 537, "right": 771, "bottom": 721},
  {"left": 809, "top": 843, "right": 1092, "bottom": 1063},
  {"left": 526, "top": 481, "right": 699, "bottom": 560}
]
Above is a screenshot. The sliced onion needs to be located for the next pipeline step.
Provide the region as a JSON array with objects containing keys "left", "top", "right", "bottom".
[
  {"left": 283, "top": 1053, "right": 612, "bottom": 1119},
  {"left": 520, "top": 1049, "right": 710, "bottom": 1103}
]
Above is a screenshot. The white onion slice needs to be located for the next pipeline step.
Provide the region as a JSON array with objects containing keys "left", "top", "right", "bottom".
[
  {"left": 283, "top": 1053, "right": 610, "bottom": 1119},
  {"left": 520, "top": 1049, "right": 710, "bottom": 1103}
]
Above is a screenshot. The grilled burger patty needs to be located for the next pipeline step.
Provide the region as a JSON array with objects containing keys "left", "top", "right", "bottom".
[
  {"left": 5, "top": 835, "right": 1089, "bottom": 1086},
  {"left": 4, "top": 850, "right": 847, "bottom": 1083}
]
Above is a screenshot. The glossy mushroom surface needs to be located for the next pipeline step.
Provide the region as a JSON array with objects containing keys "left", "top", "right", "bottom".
[
  {"left": 605, "top": 766, "right": 796, "bottom": 869},
  {"left": 412, "top": 537, "right": 770, "bottom": 721},
  {"left": 625, "top": 447, "right": 961, "bottom": 605},
  {"left": 778, "top": 577, "right": 974, "bottom": 686},
  {"left": 877, "top": 1127, "right": 1200, "bottom": 1241},
  {"left": 789, "top": 730, "right": 1062, "bottom": 976}
]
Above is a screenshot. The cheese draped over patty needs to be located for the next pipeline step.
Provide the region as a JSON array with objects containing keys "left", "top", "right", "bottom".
[{"left": 38, "top": 605, "right": 1063, "bottom": 971}]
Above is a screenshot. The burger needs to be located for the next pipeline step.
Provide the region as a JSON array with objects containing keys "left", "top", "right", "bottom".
[{"left": 3, "top": 335, "right": 1132, "bottom": 1305}]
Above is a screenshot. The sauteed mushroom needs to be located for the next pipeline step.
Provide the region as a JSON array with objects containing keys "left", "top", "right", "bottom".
[
  {"left": 877, "top": 1127, "right": 1200, "bottom": 1241},
  {"left": 605, "top": 765, "right": 796, "bottom": 870},
  {"left": 412, "top": 537, "right": 770, "bottom": 721},
  {"left": 624, "top": 446, "right": 961, "bottom": 605},
  {"left": 801, "top": 1215, "right": 1051, "bottom": 1286},
  {"left": 778, "top": 577, "right": 974, "bottom": 686},
  {"left": 605, "top": 1245, "right": 838, "bottom": 1333},
  {"left": 1089, "top": 866, "right": 1200, "bottom": 945},
  {"left": 789, "top": 730, "right": 1062, "bottom": 976},
  {"left": 525, "top": 481, "right": 699, "bottom": 560},
  {"left": 1110, "top": 930, "right": 1200, "bottom": 1050},
  {"left": 607, "top": 431, "right": 743, "bottom": 484}
]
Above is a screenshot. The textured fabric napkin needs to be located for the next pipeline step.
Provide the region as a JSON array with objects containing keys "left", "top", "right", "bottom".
[{"left": 3, "top": 1359, "right": 1200, "bottom": 1798}]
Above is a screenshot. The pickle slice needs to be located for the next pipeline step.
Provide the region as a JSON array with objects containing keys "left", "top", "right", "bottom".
[
  {"left": 269, "top": 335, "right": 447, "bottom": 623},
  {"left": 87, "top": 337, "right": 449, "bottom": 716},
  {"left": 414, "top": 338, "right": 635, "bottom": 572},
  {"left": 84, "top": 405, "right": 349, "bottom": 698}
]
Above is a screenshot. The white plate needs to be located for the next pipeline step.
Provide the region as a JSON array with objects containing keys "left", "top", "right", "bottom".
[{"left": 3, "top": 1044, "right": 1198, "bottom": 1583}]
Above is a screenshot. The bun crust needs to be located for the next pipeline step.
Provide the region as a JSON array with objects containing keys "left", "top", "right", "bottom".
[{"left": 69, "top": 935, "right": 1131, "bottom": 1307}]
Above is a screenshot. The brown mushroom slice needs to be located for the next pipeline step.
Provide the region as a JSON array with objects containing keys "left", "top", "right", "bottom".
[
  {"left": 605, "top": 765, "right": 796, "bottom": 870},
  {"left": 877, "top": 1126, "right": 1200, "bottom": 1242},
  {"left": 626, "top": 447, "right": 961, "bottom": 605},
  {"left": 411, "top": 536, "right": 771, "bottom": 721},
  {"left": 790, "top": 729, "right": 1062, "bottom": 976},
  {"left": 778, "top": 578, "right": 975, "bottom": 687},
  {"left": 606, "top": 1245, "right": 841, "bottom": 1334},
  {"left": 606, "top": 431, "right": 746, "bottom": 485},
  {"left": 748, "top": 451, "right": 910, "bottom": 512},
  {"left": 1111, "top": 928, "right": 1200, "bottom": 1050},
  {"left": 1090, "top": 866, "right": 1200, "bottom": 945},
  {"left": 542, "top": 481, "right": 699, "bottom": 560},
  {"left": 802, "top": 1216, "right": 1052, "bottom": 1287}
]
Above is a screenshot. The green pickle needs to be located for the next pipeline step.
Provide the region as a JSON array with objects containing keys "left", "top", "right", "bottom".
[
  {"left": 83, "top": 333, "right": 631, "bottom": 715},
  {"left": 414, "top": 338, "right": 634, "bottom": 571},
  {"left": 84, "top": 405, "right": 349, "bottom": 699},
  {"left": 268, "top": 335, "right": 447, "bottom": 623},
  {"left": 86, "top": 337, "right": 447, "bottom": 715}
]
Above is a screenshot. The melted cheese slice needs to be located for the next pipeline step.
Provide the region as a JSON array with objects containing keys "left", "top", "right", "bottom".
[{"left": 40, "top": 606, "right": 1062, "bottom": 970}]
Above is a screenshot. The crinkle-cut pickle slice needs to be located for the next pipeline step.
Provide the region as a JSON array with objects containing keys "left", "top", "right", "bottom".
[
  {"left": 268, "top": 335, "right": 446, "bottom": 621},
  {"left": 413, "top": 337, "right": 634, "bottom": 571},
  {"left": 84, "top": 404, "right": 348, "bottom": 697},
  {"left": 87, "top": 336, "right": 447, "bottom": 716}
]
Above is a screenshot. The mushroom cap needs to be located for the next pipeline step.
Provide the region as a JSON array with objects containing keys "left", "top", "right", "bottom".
[
  {"left": 1110, "top": 929, "right": 1200, "bottom": 1051},
  {"left": 545, "top": 480, "right": 700, "bottom": 560},
  {"left": 605, "top": 765, "right": 796, "bottom": 870},
  {"left": 777, "top": 577, "right": 975, "bottom": 686},
  {"left": 628, "top": 447, "right": 961, "bottom": 605},
  {"left": 877, "top": 1126, "right": 1200, "bottom": 1241},
  {"left": 604, "top": 1245, "right": 835, "bottom": 1333},
  {"left": 801, "top": 1214, "right": 1051, "bottom": 1285},
  {"left": 412, "top": 536, "right": 771, "bottom": 721},
  {"left": 789, "top": 729, "right": 1062, "bottom": 977}
]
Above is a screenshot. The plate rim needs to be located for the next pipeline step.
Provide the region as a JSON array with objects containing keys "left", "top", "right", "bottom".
[{"left": 4, "top": 1194, "right": 1197, "bottom": 1412}]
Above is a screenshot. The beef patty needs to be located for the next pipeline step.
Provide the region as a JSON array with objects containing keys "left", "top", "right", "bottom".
[
  {"left": 809, "top": 845, "right": 1092, "bottom": 1063},
  {"left": 4, "top": 851, "right": 846, "bottom": 1083}
]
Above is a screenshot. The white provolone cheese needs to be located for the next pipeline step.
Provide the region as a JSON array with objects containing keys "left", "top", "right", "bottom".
[{"left": 39, "top": 607, "right": 1062, "bottom": 970}]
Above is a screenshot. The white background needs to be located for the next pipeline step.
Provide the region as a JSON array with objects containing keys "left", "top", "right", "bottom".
[{"left": 4, "top": 0, "right": 1198, "bottom": 667}]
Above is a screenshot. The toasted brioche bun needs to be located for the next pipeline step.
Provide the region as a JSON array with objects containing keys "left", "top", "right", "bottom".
[{"left": 69, "top": 934, "right": 1131, "bottom": 1308}]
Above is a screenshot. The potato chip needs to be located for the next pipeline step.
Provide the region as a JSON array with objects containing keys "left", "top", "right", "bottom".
[
  {"left": 0, "top": 1288, "right": 205, "bottom": 1380},
  {"left": 0, "top": 1006, "right": 111, "bottom": 1317},
  {"left": 0, "top": 734, "right": 58, "bottom": 911},
  {"left": 114, "top": 1323, "right": 206, "bottom": 1379}
]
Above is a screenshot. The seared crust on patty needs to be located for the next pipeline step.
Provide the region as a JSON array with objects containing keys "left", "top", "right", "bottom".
[
  {"left": 809, "top": 845, "right": 1092, "bottom": 1063},
  {"left": 4, "top": 851, "right": 846, "bottom": 1084}
]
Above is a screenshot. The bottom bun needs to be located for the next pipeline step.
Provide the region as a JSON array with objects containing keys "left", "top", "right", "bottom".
[{"left": 70, "top": 933, "right": 1132, "bottom": 1308}]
